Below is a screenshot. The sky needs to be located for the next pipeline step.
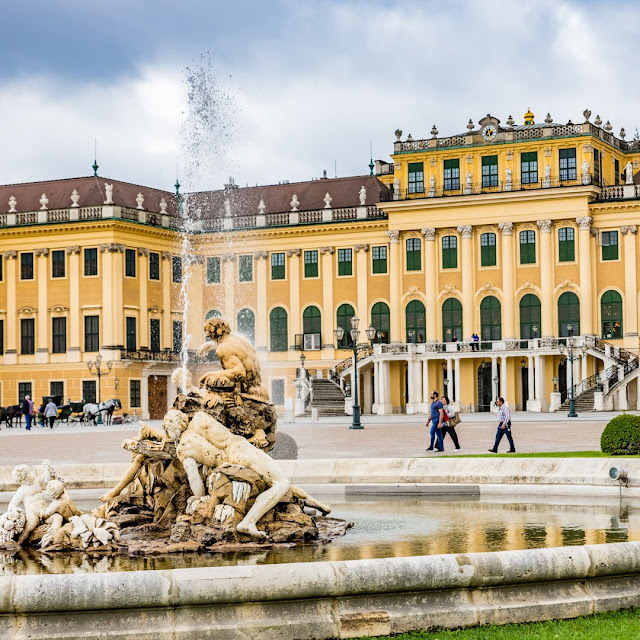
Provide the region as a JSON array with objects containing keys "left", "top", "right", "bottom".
[{"left": 0, "top": 0, "right": 638, "bottom": 192}]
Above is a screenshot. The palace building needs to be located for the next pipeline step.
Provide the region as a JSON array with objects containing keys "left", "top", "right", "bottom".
[{"left": 1, "top": 109, "right": 640, "bottom": 418}]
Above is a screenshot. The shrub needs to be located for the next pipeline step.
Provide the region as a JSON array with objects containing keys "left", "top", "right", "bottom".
[{"left": 601, "top": 414, "right": 640, "bottom": 455}]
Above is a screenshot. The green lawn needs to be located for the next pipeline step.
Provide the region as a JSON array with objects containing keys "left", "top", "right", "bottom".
[
  {"left": 440, "top": 451, "right": 640, "bottom": 458},
  {"left": 358, "top": 607, "right": 640, "bottom": 639}
]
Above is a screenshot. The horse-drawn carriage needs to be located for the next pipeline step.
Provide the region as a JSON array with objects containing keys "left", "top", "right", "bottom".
[{"left": 0, "top": 405, "right": 22, "bottom": 428}]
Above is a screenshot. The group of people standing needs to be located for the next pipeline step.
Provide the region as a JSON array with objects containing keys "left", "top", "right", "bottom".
[{"left": 19, "top": 396, "right": 58, "bottom": 431}]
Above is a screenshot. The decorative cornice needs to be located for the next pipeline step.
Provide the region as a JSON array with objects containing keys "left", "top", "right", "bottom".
[
  {"left": 49, "top": 304, "right": 69, "bottom": 313},
  {"left": 148, "top": 306, "right": 163, "bottom": 314},
  {"left": 536, "top": 219, "right": 552, "bottom": 233},
  {"left": 498, "top": 222, "right": 513, "bottom": 236},
  {"left": 2, "top": 251, "right": 17, "bottom": 260},
  {"left": 319, "top": 246, "right": 334, "bottom": 255},
  {"left": 576, "top": 216, "right": 593, "bottom": 230},
  {"left": 421, "top": 227, "right": 436, "bottom": 240},
  {"left": 99, "top": 243, "right": 126, "bottom": 253},
  {"left": 137, "top": 247, "right": 150, "bottom": 257},
  {"left": 191, "top": 255, "right": 205, "bottom": 264},
  {"left": 622, "top": 225, "right": 638, "bottom": 235},
  {"left": 253, "top": 251, "right": 268, "bottom": 260},
  {"left": 65, "top": 246, "right": 80, "bottom": 255},
  {"left": 161, "top": 251, "right": 173, "bottom": 261},
  {"left": 457, "top": 225, "right": 473, "bottom": 239},
  {"left": 386, "top": 230, "right": 400, "bottom": 244},
  {"left": 18, "top": 305, "right": 37, "bottom": 314},
  {"left": 220, "top": 253, "right": 236, "bottom": 262},
  {"left": 34, "top": 248, "right": 49, "bottom": 257},
  {"left": 286, "top": 248, "right": 301, "bottom": 257},
  {"left": 353, "top": 244, "right": 369, "bottom": 252}
]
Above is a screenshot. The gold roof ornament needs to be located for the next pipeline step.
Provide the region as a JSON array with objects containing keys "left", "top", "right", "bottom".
[{"left": 524, "top": 108, "right": 535, "bottom": 125}]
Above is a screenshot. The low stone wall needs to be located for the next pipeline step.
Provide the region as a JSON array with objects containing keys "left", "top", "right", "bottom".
[{"left": 2, "top": 542, "right": 640, "bottom": 639}]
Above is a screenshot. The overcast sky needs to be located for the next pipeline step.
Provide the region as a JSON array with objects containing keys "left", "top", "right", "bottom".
[{"left": 1, "top": 0, "right": 638, "bottom": 192}]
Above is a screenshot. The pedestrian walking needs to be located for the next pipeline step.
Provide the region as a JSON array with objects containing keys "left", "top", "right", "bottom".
[
  {"left": 489, "top": 397, "right": 516, "bottom": 453},
  {"left": 44, "top": 398, "right": 58, "bottom": 429},
  {"left": 441, "top": 395, "right": 461, "bottom": 450},
  {"left": 426, "top": 390, "right": 445, "bottom": 452},
  {"left": 21, "top": 395, "right": 35, "bottom": 431}
]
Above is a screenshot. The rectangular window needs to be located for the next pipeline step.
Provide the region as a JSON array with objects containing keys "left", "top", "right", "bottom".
[
  {"left": 520, "top": 230, "right": 536, "bottom": 264},
  {"left": 84, "top": 248, "right": 98, "bottom": 276},
  {"left": 271, "top": 379, "right": 285, "bottom": 405},
  {"left": 0, "top": 319, "right": 4, "bottom": 355},
  {"left": 337, "top": 248, "right": 353, "bottom": 276},
  {"left": 84, "top": 315, "right": 99, "bottom": 352},
  {"left": 615, "top": 158, "right": 620, "bottom": 185},
  {"left": 20, "top": 253, "right": 34, "bottom": 280},
  {"left": 82, "top": 380, "right": 96, "bottom": 404},
  {"left": 408, "top": 162, "right": 424, "bottom": 194},
  {"left": 149, "top": 252, "right": 160, "bottom": 280},
  {"left": 126, "top": 316, "right": 137, "bottom": 351},
  {"left": 406, "top": 238, "right": 421, "bottom": 271},
  {"left": 442, "top": 235, "right": 458, "bottom": 269},
  {"left": 50, "top": 381, "right": 64, "bottom": 398},
  {"left": 51, "top": 250, "right": 65, "bottom": 278},
  {"left": 173, "top": 320, "right": 183, "bottom": 352},
  {"left": 130, "top": 380, "right": 141, "bottom": 408},
  {"left": 172, "top": 256, "right": 182, "bottom": 283},
  {"left": 18, "top": 382, "right": 32, "bottom": 404},
  {"left": 271, "top": 252, "right": 285, "bottom": 280},
  {"left": 372, "top": 245, "right": 388, "bottom": 274},
  {"left": 304, "top": 250, "right": 318, "bottom": 278},
  {"left": 481, "top": 156, "right": 498, "bottom": 187},
  {"left": 521, "top": 151, "right": 538, "bottom": 184},
  {"left": 125, "top": 248, "right": 136, "bottom": 277},
  {"left": 602, "top": 231, "right": 619, "bottom": 261},
  {"left": 593, "top": 149, "right": 600, "bottom": 184},
  {"left": 207, "top": 256, "right": 221, "bottom": 283},
  {"left": 150, "top": 318, "right": 161, "bottom": 351},
  {"left": 20, "top": 318, "right": 35, "bottom": 354},
  {"left": 52, "top": 317, "right": 67, "bottom": 353},
  {"left": 558, "top": 227, "right": 575, "bottom": 262},
  {"left": 238, "top": 254, "right": 253, "bottom": 282},
  {"left": 443, "top": 159, "right": 460, "bottom": 191},
  {"left": 480, "top": 233, "right": 497, "bottom": 266},
  {"left": 559, "top": 148, "right": 577, "bottom": 181}
]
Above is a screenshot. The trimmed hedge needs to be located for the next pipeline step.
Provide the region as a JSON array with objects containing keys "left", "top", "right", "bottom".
[{"left": 601, "top": 414, "right": 640, "bottom": 455}]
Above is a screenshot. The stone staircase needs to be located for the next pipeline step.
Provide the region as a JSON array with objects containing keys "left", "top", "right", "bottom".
[
  {"left": 305, "top": 378, "right": 346, "bottom": 417},
  {"left": 559, "top": 387, "right": 597, "bottom": 412}
]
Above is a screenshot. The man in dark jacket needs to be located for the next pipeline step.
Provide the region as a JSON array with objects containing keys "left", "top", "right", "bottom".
[{"left": 21, "top": 395, "right": 35, "bottom": 431}]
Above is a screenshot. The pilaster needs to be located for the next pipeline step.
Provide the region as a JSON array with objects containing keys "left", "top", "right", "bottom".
[
  {"left": 498, "top": 223, "right": 515, "bottom": 339},
  {"left": 254, "top": 252, "right": 268, "bottom": 352},
  {"left": 457, "top": 225, "right": 473, "bottom": 339},
  {"left": 421, "top": 228, "right": 437, "bottom": 341},
  {"left": 287, "top": 249, "right": 301, "bottom": 347},
  {"left": 622, "top": 225, "right": 638, "bottom": 339},
  {"left": 34, "top": 248, "right": 49, "bottom": 363},
  {"left": 221, "top": 253, "right": 236, "bottom": 328},
  {"left": 576, "top": 217, "right": 594, "bottom": 334},
  {"left": 3, "top": 251, "right": 17, "bottom": 362},
  {"left": 354, "top": 244, "right": 369, "bottom": 329},
  {"left": 138, "top": 248, "right": 149, "bottom": 348},
  {"left": 386, "top": 231, "right": 401, "bottom": 342},
  {"left": 536, "top": 219, "right": 553, "bottom": 337},
  {"left": 319, "top": 247, "right": 335, "bottom": 352},
  {"left": 66, "top": 246, "right": 81, "bottom": 361}
]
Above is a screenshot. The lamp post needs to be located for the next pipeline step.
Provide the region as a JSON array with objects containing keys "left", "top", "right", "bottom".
[
  {"left": 559, "top": 323, "right": 587, "bottom": 418},
  {"left": 87, "top": 354, "right": 112, "bottom": 405},
  {"left": 493, "top": 374, "right": 500, "bottom": 403}
]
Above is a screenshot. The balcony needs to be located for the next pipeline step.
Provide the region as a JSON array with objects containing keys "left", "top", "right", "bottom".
[{"left": 120, "top": 348, "right": 180, "bottom": 362}]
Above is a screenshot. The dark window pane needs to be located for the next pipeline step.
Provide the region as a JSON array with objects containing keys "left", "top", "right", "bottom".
[
  {"left": 150, "top": 318, "right": 161, "bottom": 352},
  {"left": 173, "top": 321, "right": 183, "bottom": 352},
  {"left": 51, "top": 250, "right": 65, "bottom": 278},
  {"left": 372, "top": 245, "right": 387, "bottom": 274},
  {"left": 482, "top": 156, "right": 498, "bottom": 187},
  {"left": 406, "top": 238, "right": 421, "bottom": 271},
  {"left": 559, "top": 148, "right": 577, "bottom": 181},
  {"left": 338, "top": 248, "right": 352, "bottom": 276},
  {"left": 84, "top": 315, "right": 99, "bottom": 352},
  {"left": 21, "top": 318, "right": 35, "bottom": 354},
  {"left": 207, "top": 257, "right": 220, "bottom": 283},
  {"left": 238, "top": 255, "right": 253, "bottom": 282},
  {"left": 304, "top": 250, "right": 318, "bottom": 278},
  {"left": 84, "top": 248, "right": 98, "bottom": 276},
  {"left": 408, "top": 162, "right": 424, "bottom": 194},
  {"left": 149, "top": 253, "right": 160, "bottom": 280},
  {"left": 270, "top": 307, "right": 288, "bottom": 351},
  {"left": 21, "top": 253, "right": 34, "bottom": 280},
  {"left": 444, "top": 159, "right": 460, "bottom": 191},
  {"left": 172, "top": 256, "right": 182, "bottom": 283},
  {"left": 271, "top": 253, "right": 285, "bottom": 280},
  {"left": 130, "top": 380, "right": 141, "bottom": 408},
  {"left": 82, "top": 380, "right": 96, "bottom": 404},
  {"left": 125, "top": 249, "right": 136, "bottom": 277},
  {"left": 52, "top": 317, "right": 67, "bottom": 353},
  {"left": 126, "top": 317, "right": 137, "bottom": 351}
]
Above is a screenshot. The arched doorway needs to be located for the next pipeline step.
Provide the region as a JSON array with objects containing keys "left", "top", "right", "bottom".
[
  {"left": 442, "top": 298, "right": 462, "bottom": 342},
  {"left": 302, "top": 305, "right": 322, "bottom": 350},
  {"left": 480, "top": 296, "right": 502, "bottom": 343}
]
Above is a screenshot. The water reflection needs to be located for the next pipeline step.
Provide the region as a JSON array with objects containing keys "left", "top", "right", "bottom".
[{"left": 0, "top": 495, "right": 638, "bottom": 575}]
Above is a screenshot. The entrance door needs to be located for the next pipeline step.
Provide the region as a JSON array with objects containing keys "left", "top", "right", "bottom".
[
  {"left": 558, "top": 360, "right": 567, "bottom": 398},
  {"left": 148, "top": 375, "right": 168, "bottom": 419},
  {"left": 521, "top": 367, "right": 529, "bottom": 411},
  {"left": 477, "top": 363, "right": 492, "bottom": 412}
]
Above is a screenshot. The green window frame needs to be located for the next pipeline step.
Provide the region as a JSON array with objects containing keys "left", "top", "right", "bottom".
[
  {"left": 370, "top": 301, "right": 390, "bottom": 343},
  {"left": 444, "top": 159, "right": 460, "bottom": 190},
  {"left": 480, "top": 296, "right": 502, "bottom": 341},
  {"left": 602, "top": 231, "right": 619, "bottom": 261},
  {"left": 519, "top": 230, "right": 536, "bottom": 264},
  {"left": 207, "top": 257, "right": 220, "bottom": 283},
  {"left": 558, "top": 227, "right": 575, "bottom": 262},
  {"left": 52, "top": 317, "right": 67, "bottom": 353},
  {"left": 405, "top": 300, "right": 426, "bottom": 343},
  {"left": 237, "top": 308, "right": 255, "bottom": 344},
  {"left": 442, "top": 235, "right": 457, "bottom": 269},
  {"left": 406, "top": 238, "right": 421, "bottom": 271},
  {"left": 271, "top": 252, "right": 285, "bottom": 280},
  {"left": 521, "top": 151, "right": 538, "bottom": 184},
  {"left": 371, "top": 246, "right": 387, "bottom": 274},
  {"left": 172, "top": 256, "right": 182, "bottom": 283},
  {"left": 601, "top": 290, "right": 623, "bottom": 339},
  {"left": 558, "top": 292, "right": 580, "bottom": 337},
  {"left": 303, "top": 305, "right": 322, "bottom": 345},
  {"left": 336, "top": 303, "right": 356, "bottom": 349},
  {"left": 125, "top": 248, "right": 136, "bottom": 277},
  {"left": 519, "top": 294, "right": 541, "bottom": 339},
  {"left": 238, "top": 255, "right": 253, "bottom": 282},
  {"left": 51, "top": 250, "right": 65, "bottom": 278},
  {"left": 480, "top": 233, "right": 496, "bottom": 266},
  {"left": 338, "top": 248, "right": 352, "bottom": 276},
  {"left": 481, "top": 156, "right": 498, "bottom": 187},
  {"left": 442, "top": 298, "right": 462, "bottom": 342},
  {"left": 269, "top": 307, "right": 288, "bottom": 351},
  {"left": 84, "top": 248, "right": 98, "bottom": 276},
  {"left": 149, "top": 252, "right": 160, "bottom": 280},
  {"left": 593, "top": 149, "right": 601, "bottom": 184},
  {"left": 559, "top": 148, "right": 577, "bottom": 181},
  {"left": 304, "top": 250, "right": 318, "bottom": 278},
  {"left": 126, "top": 316, "right": 137, "bottom": 351},
  {"left": 408, "top": 162, "right": 424, "bottom": 194}
]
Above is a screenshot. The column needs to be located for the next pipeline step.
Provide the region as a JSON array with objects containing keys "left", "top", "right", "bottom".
[
  {"left": 501, "top": 356, "right": 508, "bottom": 403},
  {"left": 66, "top": 246, "right": 81, "bottom": 361},
  {"left": 622, "top": 225, "right": 638, "bottom": 339},
  {"left": 446, "top": 358, "right": 453, "bottom": 401},
  {"left": 378, "top": 360, "right": 392, "bottom": 414},
  {"left": 422, "top": 359, "right": 431, "bottom": 411},
  {"left": 387, "top": 231, "right": 402, "bottom": 342},
  {"left": 319, "top": 247, "right": 334, "bottom": 351},
  {"left": 454, "top": 360, "right": 461, "bottom": 407},
  {"left": 457, "top": 225, "right": 474, "bottom": 340},
  {"left": 161, "top": 251, "right": 172, "bottom": 349},
  {"left": 34, "top": 248, "right": 49, "bottom": 363},
  {"left": 535, "top": 355, "right": 545, "bottom": 402},
  {"left": 490, "top": 357, "right": 498, "bottom": 406},
  {"left": 287, "top": 249, "right": 301, "bottom": 348},
  {"left": 576, "top": 217, "right": 594, "bottom": 334},
  {"left": 363, "top": 368, "right": 373, "bottom": 414},
  {"left": 582, "top": 352, "right": 588, "bottom": 381},
  {"left": 354, "top": 245, "right": 369, "bottom": 327},
  {"left": 498, "top": 223, "right": 515, "bottom": 339},
  {"left": 3, "top": 251, "right": 17, "bottom": 363},
  {"left": 221, "top": 253, "right": 236, "bottom": 326},
  {"left": 537, "top": 220, "right": 553, "bottom": 337},
  {"left": 254, "top": 252, "right": 268, "bottom": 352},
  {"left": 141, "top": 372, "right": 150, "bottom": 420},
  {"left": 406, "top": 359, "right": 416, "bottom": 414},
  {"left": 528, "top": 355, "right": 535, "bottom": 404},
  {"left": 421, "top": 228, "right": 437, "bottom": 342},
  {"left": 373, "top": 360, "right": 380, "bottom": 412}
]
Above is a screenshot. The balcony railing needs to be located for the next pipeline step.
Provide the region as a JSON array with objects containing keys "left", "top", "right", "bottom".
[{"left": 120, "top": 348, "right": 180, "bottom": 362}]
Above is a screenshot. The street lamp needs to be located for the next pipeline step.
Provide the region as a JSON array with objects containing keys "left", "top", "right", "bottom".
[
  {"left": 300, "top": 352, "right": 306, "bottom": 368},
  {"left": 559, "top": 323, "right": 587, "bottom": 418},
  {"left": 366, "top": 325, "right": 377, "bottom": 344},
  {"left": 87, "top": 353, "right": 112, "bottom": 405},
  {"left": 334, "top": 315, "right": 364, "bottom": 429},
  {"left": 408, "top": 329, "right": 415, "bottom": 343},
  {"left": 377, "top": 331, "right": 383, "bottom": 344},
  {"left": 493, "top": 374, "right": 500, "bottom": 403}
]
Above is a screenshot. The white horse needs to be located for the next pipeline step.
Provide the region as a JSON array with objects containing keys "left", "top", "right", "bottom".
[{"left": 82, "top": 399, "right": 121, "bottom": 425}]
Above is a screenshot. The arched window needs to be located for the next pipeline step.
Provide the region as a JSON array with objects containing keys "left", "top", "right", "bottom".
[
  {"left": 601, "top": 290, "right": 623, "bottom": 339},
  {"left": 302, "top": 305, "right": 322, "bottom": 350},
  {"left": 480, "top": 296, "right": 501, "bottom": 341},
  {"left": 205, "top": 309, "right": 222, "bottom": 320},
  {"left": 442, "top": 298, "right": 462, "bottom": 342},
  {"left": 519, "top": 294, "right": 541, "bottom": 339},
  {"left": 237, "top": 308, "right": 255, "bottom": 344},
  {"left": 405, "top": 300, "right": 426, "bottom": 343},
  {"left": 269, "top": 307, "right": 288, "bottom": 352},
  {"left": 558, "top": 292, "right": 580, "bottom": 337},
  {"left": 370, "top": 301, "right": 390, "bottom": 343},
  {"left": 336, "top": 303, "right": 356, "bottom": 349}
]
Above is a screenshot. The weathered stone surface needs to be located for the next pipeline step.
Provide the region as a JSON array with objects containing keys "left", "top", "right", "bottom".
[{"left": 128, "top": 539, "right": 201, "bottom": 555}]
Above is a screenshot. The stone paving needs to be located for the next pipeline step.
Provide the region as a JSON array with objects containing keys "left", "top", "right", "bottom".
[{"left": 0, "top": 411, "right": 625, "bottom": 466}]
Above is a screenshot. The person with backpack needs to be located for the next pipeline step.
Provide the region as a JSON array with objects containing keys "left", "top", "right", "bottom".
[{"left": 441, "top": 395, "right": 461, "bottom": 450}]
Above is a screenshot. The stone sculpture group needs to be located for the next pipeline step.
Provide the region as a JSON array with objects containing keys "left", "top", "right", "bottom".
[{"left": 0, "top": 318, "right": 349, "bottom": 555}]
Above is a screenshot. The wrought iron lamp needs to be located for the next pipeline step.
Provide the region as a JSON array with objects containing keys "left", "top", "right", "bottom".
[
  {"left": 87, "top": 353, "right": 112, "bottom": 405},
  {"left": 558, "top": 323, "right": 587, "bottom": 417},
  {"left": 334, "top": 315, "right": 364, "bottom": 429}
]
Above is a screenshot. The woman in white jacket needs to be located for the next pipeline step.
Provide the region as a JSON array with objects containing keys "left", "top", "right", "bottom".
[{"left": 441, "top": 396, "right": 460, "bottom": 450}]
